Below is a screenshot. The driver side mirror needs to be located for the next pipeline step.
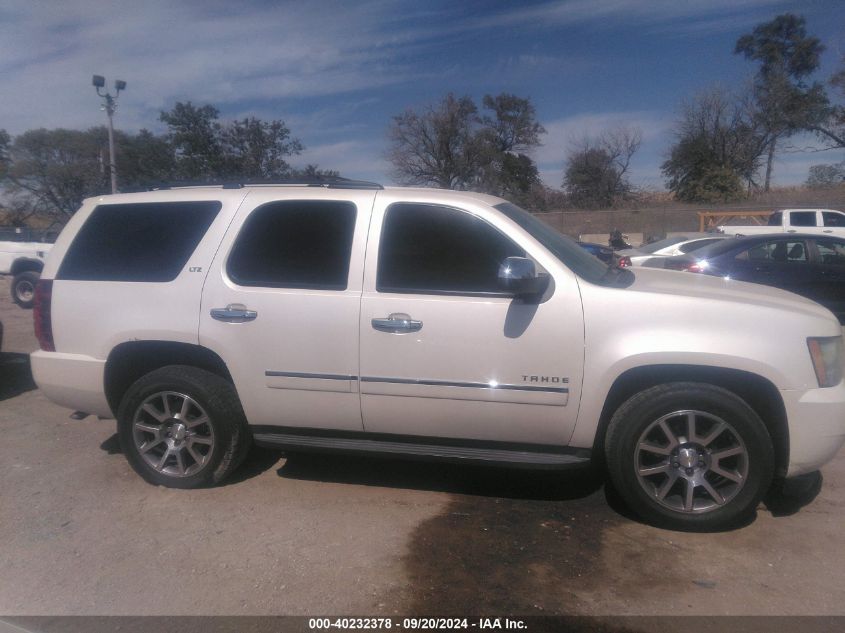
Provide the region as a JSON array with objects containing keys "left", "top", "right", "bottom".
[{"left": 497, "top": 256, "right": 550, "bottom": 299}]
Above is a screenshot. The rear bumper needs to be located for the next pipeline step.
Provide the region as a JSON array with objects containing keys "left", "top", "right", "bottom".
[
  {"left": 30, "top": 350, "right": 112, "bottom": 418},
  {"left": 782, "top": 382, "right": 845, "bottom": 477}
]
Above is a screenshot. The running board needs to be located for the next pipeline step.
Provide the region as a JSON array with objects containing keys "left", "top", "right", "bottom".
[{"left": 252, "top": 431, "right": 590, "bottom": 470}]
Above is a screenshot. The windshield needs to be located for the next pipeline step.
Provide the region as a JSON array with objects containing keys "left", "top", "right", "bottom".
[{"left": 494, "top": 202, "right": 614, "bottom": 284}]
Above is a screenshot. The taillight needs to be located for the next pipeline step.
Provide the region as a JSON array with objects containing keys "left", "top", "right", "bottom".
[
  {"left": 685, "top": 259, "right": 710, "bottom": 273},
  {"left": 617, "top": 256, "right": 632, "bottom": 268},
  {"left": 34, "top": 279, "right": 55, "bottom": 352}
]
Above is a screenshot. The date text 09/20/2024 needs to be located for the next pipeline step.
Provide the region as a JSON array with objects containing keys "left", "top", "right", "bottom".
[{"left": 308, "top": 618, "right": 527, "bottom": 630}]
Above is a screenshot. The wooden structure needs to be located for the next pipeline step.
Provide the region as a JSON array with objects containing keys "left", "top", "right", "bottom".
[{"left": 697, "top": 210, "right": 772, "bottom": 232}]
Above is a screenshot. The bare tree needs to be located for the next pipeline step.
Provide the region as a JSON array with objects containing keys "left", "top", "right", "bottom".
[
  {"left": 387, "top": 94, "right": 482, "bottom": 189},
  {"left": 386, "top": 93, "right": 545, "bottom": 199},
  {"left": 563, "top": 126, "right": 642, "bottom": 208}
]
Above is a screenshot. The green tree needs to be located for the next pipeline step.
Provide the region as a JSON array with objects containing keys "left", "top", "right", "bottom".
[
  {"left": 3, "top": 128, "right": 108, "bottom": 220},
  {"left": 808, "top": 55, "right": 845, "bottom": 148},
  {"left": 218, "top": 117, "right": 303, "bottom": 179},
  {"left": 806, "top": 162, "right": 845, "bottom": 188},
  {"left": 116, "top": 128, "right": 178, "bottom": 189},
  {"left": 476, "top": 93, "right": 545, "bottom": 204},
  {"left": 159, "top": 102, "right": 223, "bottom": 180},
  {"left": 0, "top": 129, "right": 10, "bottom": 178},
  {"left": 160, "top": 102, "right": 304, "bottom": 181},
  {"left": 735, "top": 13, "right": 828, "bottom": 190}
]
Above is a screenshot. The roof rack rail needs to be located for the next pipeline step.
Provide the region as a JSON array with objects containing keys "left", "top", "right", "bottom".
[{"left": 141, "top": 176, "right": 383, "bottom": 191}]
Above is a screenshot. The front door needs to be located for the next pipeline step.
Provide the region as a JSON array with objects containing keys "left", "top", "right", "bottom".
[{"left": 358, "top": 197, "right": 585, "bottom": 447}]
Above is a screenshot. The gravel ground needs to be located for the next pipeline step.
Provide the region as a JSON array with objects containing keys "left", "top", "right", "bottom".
[{"left": 1, "top": 277, "right": 844, "bottom": 622}]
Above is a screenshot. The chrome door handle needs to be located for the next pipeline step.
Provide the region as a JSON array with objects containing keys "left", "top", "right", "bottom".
[
  {"left": 824, "top": 230, "right": 833, "bottom": 233},
  {"left": 210, "top": 304, "right": 258, "bottom": 323},
  {"left": 372, "top": 312, "right": 422, "bottom": 333}
]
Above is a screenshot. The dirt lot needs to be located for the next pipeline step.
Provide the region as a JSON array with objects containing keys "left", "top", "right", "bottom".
[{"left": 1, "top": 277, "right": 844, "bottom": 624}]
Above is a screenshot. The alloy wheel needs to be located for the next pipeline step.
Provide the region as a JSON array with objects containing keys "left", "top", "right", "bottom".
[
  {"left": 132, "top": 391, "right": 215, "bottom": 477},
  {"left": 634, "top": 409, "right": 749, "bottom": 514}
]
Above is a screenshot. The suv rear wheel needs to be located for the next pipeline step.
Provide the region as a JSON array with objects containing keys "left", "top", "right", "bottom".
[
  {"left": 605, "top": 382, "right": 774, "bottom": 531},
  {"left": 117, "top": 365, "right": 250, "bottom": 488}
]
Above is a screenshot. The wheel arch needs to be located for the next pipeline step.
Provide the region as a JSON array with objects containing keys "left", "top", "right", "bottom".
[
  {"left": 10, "top": 258, "right": 44, "bottom": 276},
  {"left": 593, "top": 364, "right": 789, "bottom": 478},
  {"left": 104, "top": 340, "right": 235, "bottom": 416}
]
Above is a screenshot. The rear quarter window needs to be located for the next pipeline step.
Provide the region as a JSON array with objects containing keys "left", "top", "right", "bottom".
[{"left": 57, "top": 201, "right": 221, "bottom": 282}]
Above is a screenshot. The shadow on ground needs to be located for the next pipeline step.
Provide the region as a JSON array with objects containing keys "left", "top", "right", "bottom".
[
  {"left": 0, "top": 352, "right": 37, "bottom": 401},
  {"left": 277, "top": 452, "right": 604, "bottom": 500},
  {"left": 763, "top": 471, "right": 823, "bottom": 516},
  {"left": 277, "top": 454, "right": 639, "bottom": 619}
]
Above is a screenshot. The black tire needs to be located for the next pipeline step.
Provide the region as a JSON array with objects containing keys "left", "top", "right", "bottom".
[
  {"left": 11, "top": 270, "right": 40, "bottom": 309},
  {"left": 605, "top": 382, "right": 774, "bottom": 531},
  {"left": 117, "top": 365, "right": 251, "bottom": 488}
]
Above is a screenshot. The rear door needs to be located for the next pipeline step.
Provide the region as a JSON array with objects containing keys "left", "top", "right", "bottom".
[
  {"left": 199, "top": 189, "right": 376, "bottom": 432},
  {"left": 809, "top": 238, "right": 845, "bottom": 320},
  {"left": 785, "top": 210, "right": 822, "bottom": 234},
  {"left": 727, "top": 237, "right": 815, "bottom": 296}
]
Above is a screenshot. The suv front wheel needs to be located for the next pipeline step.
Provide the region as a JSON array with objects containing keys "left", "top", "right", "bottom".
[
  {"left": 117, "top": 365, "right": 251, "bottom": 488},
  {"left": 605, "top": 382, "right": 774, "bottom": 531}
]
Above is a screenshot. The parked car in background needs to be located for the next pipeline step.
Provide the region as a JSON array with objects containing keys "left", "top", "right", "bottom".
[
  {"left": 577, "top": 241, "right": 631, "bottom": 268},
  {"left": 664, "top": 233, "right": 845, "bottom": 323},
  {"left": 719, "top": 209, "right": 845, "bottom": 238},
  {"left": 617, "top": 234, "right": 729, "bottom": 268},
  {"left": 0, "top": 228, "right": 55, "bottom": 309}
]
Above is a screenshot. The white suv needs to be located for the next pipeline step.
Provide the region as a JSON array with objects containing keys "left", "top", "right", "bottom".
[{"left": 31, "top": 180, "right": 845, "bottom": 530}]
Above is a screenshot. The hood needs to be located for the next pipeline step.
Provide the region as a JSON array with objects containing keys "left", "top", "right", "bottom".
[{"left": 620, "top": 267, "right": 835, "bottom": 322}]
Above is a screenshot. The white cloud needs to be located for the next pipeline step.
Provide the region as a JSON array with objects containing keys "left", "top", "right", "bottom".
[
  {"left": 293, "top": 139, "right": 390, "bottom": 183},
  {"left": 470, "top": 0, "right": 791, "bottom": 32},
  {"left": 0, "top": 0, "right": 424, "bottom": 134}
]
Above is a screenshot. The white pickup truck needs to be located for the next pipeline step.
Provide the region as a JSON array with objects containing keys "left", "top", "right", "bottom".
[
  {"left": 719, "top": 208, "right": 845, "bottom": 237},
  {"left": 0, "top": 234, "right": 52, "bottom": 308},
  {"left": 29, "top": 181, "right": 845, "bottom": 530}
]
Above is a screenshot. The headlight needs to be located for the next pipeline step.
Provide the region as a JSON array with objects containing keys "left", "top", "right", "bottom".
[{"left": 807, "top": 336, "right": 844, "bottom": 388}]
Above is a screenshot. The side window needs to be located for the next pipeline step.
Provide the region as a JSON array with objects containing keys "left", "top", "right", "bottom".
[
  {"left": 57, "top": 201, "right": 221, "bottom": 282},
  {"left": 738, "top": 242, "right": 772, "bottom": 262},
  {"left": 823, "top": 212, "right": 845, "bottom": 228},
  {"left": 377, "top": 203, "right": 526, "bottom": 295},
  {"left": 789, "top": 211, "right": 817, "bottom": 227},
  {"left": 227, "top": 200, "right": 356, "bottom": 290},
  {"left": 767, "top": 212, "right": 782, "bottom": 227},
  {"left": 783, "top": 241, "right": 808, "bottom": 263},
  {"left": 815, "top": 239, "right": 845, "bottom": 265}
]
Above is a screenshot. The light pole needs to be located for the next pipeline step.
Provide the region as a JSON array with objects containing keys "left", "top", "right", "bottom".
[{"left": 92, "top": 75, "right": 126, "bottom": 194}]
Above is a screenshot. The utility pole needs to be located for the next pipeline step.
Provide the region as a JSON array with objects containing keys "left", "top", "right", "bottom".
[{"left": 92, "top": 75, "right": 126, "bottom": 194}]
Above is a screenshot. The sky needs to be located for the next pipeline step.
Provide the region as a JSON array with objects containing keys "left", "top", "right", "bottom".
[{"left": 1, "top": 0, "right": 844, "bottom": 191}]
